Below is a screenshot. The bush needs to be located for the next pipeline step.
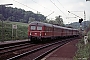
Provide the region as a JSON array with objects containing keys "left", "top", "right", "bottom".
[
  {"left": 87, "top": 31, "right": 90, "bottom": 42},
  {"left": 0, "top": 21, "right": 28, "bottom": 41}
]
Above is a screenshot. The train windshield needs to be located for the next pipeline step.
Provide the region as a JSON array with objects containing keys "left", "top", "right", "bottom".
[
  {"left": 31, "top": 26, "right": 36, "bottom": 30},
  {"left": 30, "top": 26, "right": 42, "bottom": 30},
  {"left": 37, "top": 26, "right": 42, "bottom": 30}
]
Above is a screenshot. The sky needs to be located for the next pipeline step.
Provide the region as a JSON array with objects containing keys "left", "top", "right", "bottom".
[{"left": 0, "top": 0, "right": 90, "bottom": 24}]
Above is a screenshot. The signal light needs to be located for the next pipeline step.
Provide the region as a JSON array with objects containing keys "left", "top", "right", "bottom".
[{"left": 79, "top": 18, "right": 83, "bottom": 23}]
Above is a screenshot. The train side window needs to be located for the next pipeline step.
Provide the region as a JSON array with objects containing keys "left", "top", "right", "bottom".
[
  {"left": 49, "top": 27, "right": 51, "bottom": 31},
  {"left": 45, "top": 27, "right": 47, "bottom": 31},
  {"left": 37, "top": 26, "right": 42, "bottom": 30},
  {"left": 31, "top": 26, "right": 36, "bottom": 30}
]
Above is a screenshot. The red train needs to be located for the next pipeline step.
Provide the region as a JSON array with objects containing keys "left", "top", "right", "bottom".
[{"left": 28, "top": 21, "right": 79, "bottom": 42}]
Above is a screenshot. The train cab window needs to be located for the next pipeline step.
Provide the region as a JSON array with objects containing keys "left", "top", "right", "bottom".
[
  {"left": 37, "top": 26, "right": 42, "bottom": 30},
  {"left": 31, "top": 26, "right": 36, "bottom": 30}
]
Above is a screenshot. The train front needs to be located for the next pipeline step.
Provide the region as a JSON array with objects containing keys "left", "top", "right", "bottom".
[{"left": 28, "top": 22, "right": 44, "bottom": 42}]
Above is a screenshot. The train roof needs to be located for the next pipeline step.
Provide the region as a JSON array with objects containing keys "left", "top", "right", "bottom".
[
  {"left": 53, "top": 25, "right": 73, "bottom": 30},
  {"left": 29, "top": 21, "right": 53, "bottom": 27},
  {"left": 72, "top": 29, "right": 79, "bottom": 31},
  {"left": 29, "top": 21, "right": 78, "bottom": 31}
]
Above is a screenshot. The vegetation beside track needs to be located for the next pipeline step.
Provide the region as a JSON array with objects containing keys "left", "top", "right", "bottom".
[
  {"left": 0, "top": 21, "right": 28, "bottom": 41},
  {"left": 74, "top": 31, "right": 90, "bottom": 60}
]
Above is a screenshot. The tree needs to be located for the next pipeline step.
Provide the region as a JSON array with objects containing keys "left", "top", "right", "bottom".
[
  {"left": 28, "top": 17, "right": 35, "bottom": 23},
  {"left": 0, "top": 6, "right": 46, "bottom": 23},
  {"left": 20, "top": 19, "right": 25, "bottom": 23},
  {"left": 48, "top": 20, "right": 57, "bottom": 24},
  {"left": 7, "top": 16, "right": 15, "bottom": 21},
  {"left": 0, "top": 14, "right": 4, "bottom": 20},
  {"left": 43, "top": 20, "right": 48, "bottom": 23},
  {"left": 55, "top": 15, "right": 64, "bottom": 26}
]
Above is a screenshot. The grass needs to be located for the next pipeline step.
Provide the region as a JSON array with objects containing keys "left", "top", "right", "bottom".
[
  {"left": 74, "top": 43, "right": 90, "bottom": 60},
  {"left": 74, "top": 31, "right": 90, "bottom": 60},
  {"left": 4, "top": 21, "right": 28, "bottom": 26},
  {"left": 87, "top": 31, "right": 90, "bottom": 42},
  {"left": 0, "top": 20, "right": 28, "bottom": 41}
]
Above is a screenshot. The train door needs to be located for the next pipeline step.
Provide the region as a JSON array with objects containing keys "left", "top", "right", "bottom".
[{"left": 36, "top": 26, "right": 43, "bottom": 36}]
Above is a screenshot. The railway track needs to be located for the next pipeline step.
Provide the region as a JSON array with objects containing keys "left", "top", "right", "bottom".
[
  {"left": 0, "top": 38, "right": 77, "bottom": 60},
  {"left": 0, "top": 41, "right": 29, "bottom": 48},
  {"left": 0, "top": 43, "right": 30, "bottom": 51},
  {"left": 0, "top": 43, "right": 36, "bottom": 55},
  {"left": 6, "top": 38, "right": 73, "bottom": 60},
  {"left": 0, "top": 42, "right": 42, "bottom": 60}
]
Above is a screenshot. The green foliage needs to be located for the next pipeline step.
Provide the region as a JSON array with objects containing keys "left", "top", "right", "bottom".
[
  {"left": 55, "top": 16, "right": 64, "bottom": 26},
  {"left": 47, "top": 15, "right": 64, "bottom": 26},
  {"left": 28, "top": 17, "right": 35, "bottom": 23},
  {"left": 0, "top": 6, "right": 46, "bottom": 23},
  {"left": 0, "top": 21, "right": 28, "bottom": 41},
  {"left": 74, "top": 39, "right": 90, "bottom": 60},
  {"left": 87, "top": 31, "right": 90, "bottom": 42}
]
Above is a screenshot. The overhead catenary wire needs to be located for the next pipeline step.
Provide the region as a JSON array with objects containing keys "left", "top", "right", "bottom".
[
  {"left": 50, "top": 0, "right": 67, "bottom": 17},
  {"left": 56, "top": 0, "right": 78, "bottom": 20},
  {"left": 13, "top": 0, "right": 40, "bottom": 13},
  {"left": 57, "top": 0, "right": 68, "bottom": 12},
  {"left": 46, "top": 11, "right": 54, "bottom": 18},
  {"left": 68, "top": 11, "right": 82, "bottom": 19},
  {"left": 13, "top": 0, "right": 69, "bottom": 19},
  {"left": 52, "top": 0, "right": 77, "bottom": 24},
  {"left": 13, "top": 0, "right": 55, "bottom": 18},
  {"left": 31, "top": 0, "right": 54, "bottom": 17},
  {"left": 31, "top": 0, "right": 54, "bottom": 12}
]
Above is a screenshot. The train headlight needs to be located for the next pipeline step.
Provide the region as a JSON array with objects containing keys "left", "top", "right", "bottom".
[
  {"left": 30, "top": 33, "right": 31, "bottom": 35},
  {"left": 45, "top": 33, "right": 46, "bottom": 35},
  {"left": 40, "top": 32, "right": 41, "bottom": 36}
]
